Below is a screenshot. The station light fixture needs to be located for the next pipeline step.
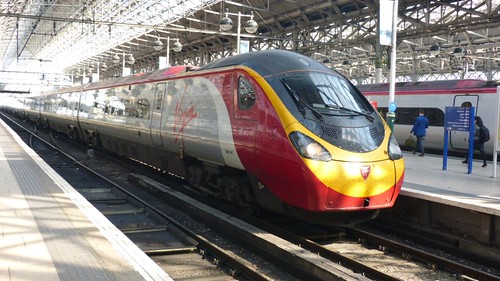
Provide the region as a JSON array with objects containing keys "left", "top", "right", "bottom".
[
  {"left": 219, "top": 15, "right": 233, "bottom": 31},
  {"left": 127, "top": 54, "right": 135, "bottom": 65},
  {"left": 453, "top": 47, "right": 465, "bottom": 58},
  {"left": 429, "top": 44, "right": 441, "bottom": 56},
  {"left": 244, "top": 16, "right": 258, "bottom": 34},
  {"left": 172, "top": 40, "right": 183, "bottom": 53},
  {"left": 219, "top": 9, "right": 258, "bottom": 54},
  {"left": 112, "top": 54, "right": 120, "bottom": 64},
  {"left": 153, "top": 38, "right": 164, "bottom": 51},
  {"left": 163, "top": 37, "right": 183, "bottom": 68}
]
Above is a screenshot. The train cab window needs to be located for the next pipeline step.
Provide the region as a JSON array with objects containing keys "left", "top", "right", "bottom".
[{"left": 238, "top": 76, "right": 256, "bottom": 110}]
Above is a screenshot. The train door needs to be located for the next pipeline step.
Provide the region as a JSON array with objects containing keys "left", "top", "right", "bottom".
[
  {"left": 151, "top": 82, "right": 166, "bottom": 146},
  {"left": 450, "top": 95, "right": 478, "bottom": 150}
]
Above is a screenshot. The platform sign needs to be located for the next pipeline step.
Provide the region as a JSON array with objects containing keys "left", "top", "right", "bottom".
[
  {"left": 443, "top": 106, "right": 475, "bottom": 173},
  {"left": 379, "top": 0, "right": 394, "bottom": 46},
  {"left": 445, "top": 107, "right": 472, "bottom": 131},
  {"left": 240, "top": 40, "right": 250, "bottom": 54}
]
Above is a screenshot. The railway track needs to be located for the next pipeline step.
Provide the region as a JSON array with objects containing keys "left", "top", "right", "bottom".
[
  {"left": 3, "top": 112, "right": 499, "bottom": 281},
  {"left": 1, "top": 113, "right": 279, "bottom": 281},
  {"left": 126, "top": 172, "right": 500, "bottom": 281}
]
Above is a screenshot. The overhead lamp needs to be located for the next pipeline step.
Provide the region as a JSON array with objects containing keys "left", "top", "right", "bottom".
[
  {"left": 244, "top": 17, "right": 258, "bottom": 34},
  {"left": 112, "top": 54, "right": 120, "bottom": 64},
  {"left": 153, "top": 38, "right": 163, "bottom": 51},
  {"left": 219, "top": 10, "right": 233, "bottom": 31},
  {"left": 219, "top": 9, "right": 258, "bottom": 54},
  {"left": 163, "top": 37, "right": 183, "bottom": 68},
  {"left": 172, "top": 41, "right": 183, "bottom": 52},
  {"left": 101, "top": 63, "right": 108, "bottom": 71},
  {"left": 430, "top": 44, "right": 440, "bottom": 56},
  {"left": 453, "top": 47, "right": 465, "bottom": 58},
  {"left": 127, "top": 54, "right": 135, "bottom": 65}
]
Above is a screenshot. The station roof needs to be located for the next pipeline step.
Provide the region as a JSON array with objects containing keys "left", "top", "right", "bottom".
[{"left": 1, "top": 0, "right": 500, "bottom": 90}]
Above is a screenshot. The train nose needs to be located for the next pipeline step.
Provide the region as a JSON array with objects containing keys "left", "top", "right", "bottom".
[{"left": 316, "top": 159, "right": 401, "bottom": 210}]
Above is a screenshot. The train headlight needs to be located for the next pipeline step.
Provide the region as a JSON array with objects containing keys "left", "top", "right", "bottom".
[
  {"left": 388, "top": 133, "right": 403, "bottom": 160},
  {"left": 289, "top": 131, "right": 332, "bottom": 161}
]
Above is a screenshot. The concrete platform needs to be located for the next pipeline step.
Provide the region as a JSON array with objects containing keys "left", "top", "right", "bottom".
[
  {"left": 401, "top": 151, "right": 500, "bottom": 216},
  {"left": 0, "top": 119, "right": 172, "bottom": 281}
]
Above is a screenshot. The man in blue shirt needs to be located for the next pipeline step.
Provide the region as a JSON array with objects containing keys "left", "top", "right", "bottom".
[{"left": 410, "top": 110, "right": 429, "bottom": 156}]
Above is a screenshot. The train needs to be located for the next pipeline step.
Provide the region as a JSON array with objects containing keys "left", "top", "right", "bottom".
[
  {"left": 1, "top": 50, "right": 404, "bottom": 225},
  {"left": 357, "top": 79, "right": 499, "bottom": 157}
]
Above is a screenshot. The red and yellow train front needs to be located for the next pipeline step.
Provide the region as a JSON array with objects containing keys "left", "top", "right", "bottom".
[
  {"left": 282, "top": 122, "right": 405, "bottom": 211},
  {"left": 241, "top": 66, "right": 405, "bottom": 214}
]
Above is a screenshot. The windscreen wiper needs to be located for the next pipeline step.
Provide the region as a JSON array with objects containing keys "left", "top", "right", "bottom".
[
  {"left": 281, "top": 80, "right": 323, "bottom": 122},
  {"left": 322, "top": 104, "right": 374, "bottom": 122}
]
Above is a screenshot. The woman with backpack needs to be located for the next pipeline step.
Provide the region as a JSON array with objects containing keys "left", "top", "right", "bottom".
[{"left": 462, "top": 116, "right": 489, "bottom": 167}]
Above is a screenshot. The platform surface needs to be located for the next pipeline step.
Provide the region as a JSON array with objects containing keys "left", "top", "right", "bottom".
[
  {"left": 0, "top": 119, "right": 172, "bottom": 281},
  {"left": 401, "top": 151, "right": 500, "bottom": 216}
]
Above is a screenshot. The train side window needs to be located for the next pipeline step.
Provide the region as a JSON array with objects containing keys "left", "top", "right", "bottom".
[
  {"left": 424, "top": 108, "right": 444, "bottom": 126},
  {"left": 154, "top": 83, "right": 165, "bottom": 110},
  {"left": 136, "top": 99, "right": 150, "bottom": 119},
  {"left": 377, "top": 107, "right": 444, "bottom": 126},
  {"left": 238, "top": 76, "right": 256, "bottom": 110},
  {"left": 395, "top": 108, "right": 414, "bottom": 125}
]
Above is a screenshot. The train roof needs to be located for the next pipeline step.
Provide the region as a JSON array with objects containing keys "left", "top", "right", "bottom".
[
  {"left": 44, "top": 65, "right": 198, "bottom": 95},
  {"left": 86, "top": 65, "right": 198, "bottom": 90},
  {"left": 357, "top": 79, "right": 499, "bottom": 92},
  {"left": 44, "top": 50, "right": 333, "bottom": 95},
  {"left": 197, "top": 49, "right": 328, "bottom": 77}
]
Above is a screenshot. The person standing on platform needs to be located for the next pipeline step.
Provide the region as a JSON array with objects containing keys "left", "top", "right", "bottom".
[
  {"left": 462, "top": 116, "right": 488, "bottom": 167},
  {"left": 410, "top": 110, "right": 429, "bottom": 157}
]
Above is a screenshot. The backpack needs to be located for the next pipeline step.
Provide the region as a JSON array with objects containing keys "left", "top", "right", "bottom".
[{"left": 481, "top": 126, "right": 490, "bottom": 142}]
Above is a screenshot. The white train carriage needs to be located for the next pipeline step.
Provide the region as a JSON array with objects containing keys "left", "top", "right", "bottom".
[{"left": 358, "top": 79, "right": 499, "bottom": 155}]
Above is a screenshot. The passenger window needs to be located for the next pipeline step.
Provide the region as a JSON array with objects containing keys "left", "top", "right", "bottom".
[
  {"left": 425, "top": 108, "right": 444, "bottom": 126},
  {"left": 136, "top": 99, "right": 150, "bottom": 119},
  {"left": 378, "top": 107, "right": 444, "bottom": 126},
  {"left": 395, "top": 108, "right": 414, "bottom": 125},
  {"left": 238, "top": 77, "right": 256, "bottom": 110},
  {"left": 155, "top": 83, "right": 165, "bottom": 110}
]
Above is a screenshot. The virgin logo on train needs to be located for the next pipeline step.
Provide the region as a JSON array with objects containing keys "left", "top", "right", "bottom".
[{"left": 360, "top": 166, "right": 371, "bottom": 180}]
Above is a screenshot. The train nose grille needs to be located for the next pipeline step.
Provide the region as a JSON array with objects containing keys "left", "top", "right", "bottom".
[
  {"left": 370, "top": 127, "right": 380, "bottom": 139},
  {"left": 322, "top": 125, "right": 338, "bottom": 139},
  {"left": 320, "top": 123, "right": 384, "bottom": 153}
]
